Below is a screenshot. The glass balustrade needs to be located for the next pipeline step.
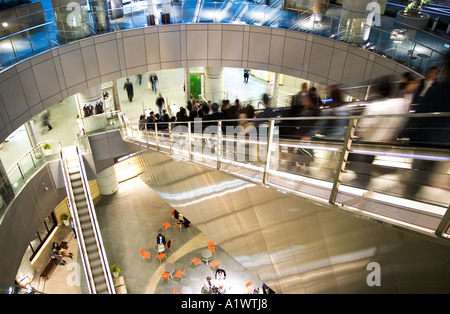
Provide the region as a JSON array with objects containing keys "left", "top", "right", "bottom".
[
  {"left": 0, "top": 141, "right": 57, "bottom": 224},
  {"left": 119, "top": 111, "right": 450, "bottom": 237},
  {"left": 0, "top": 2, "right": 449, "bottom": 75}
]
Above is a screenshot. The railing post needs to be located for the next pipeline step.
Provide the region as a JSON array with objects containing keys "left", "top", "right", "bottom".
[
  {"left": 155, "top": 123, "right": 159, "bottom": 151},
  {"left": 217, "top": 121, "right": 222, "bottom": 170},
  {"left": 435, "top": 205, "right": 450, "bottom": 238},
  {"left": 329, "top": 117, "right": 358, "bottom": 204},
  {"left": 169, "top": 123, "right": 173, "bottom": 155},
  {"left": 263, "top": 119, "right": 275, "bottom": 185},
  {"left": 188, "top": 122, "right": 192, "bottom": 161}
]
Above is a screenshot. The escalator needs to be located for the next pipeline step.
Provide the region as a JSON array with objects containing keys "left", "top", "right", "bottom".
[{"left": 59, "top": 143, "right": 115, "bottom": 294}]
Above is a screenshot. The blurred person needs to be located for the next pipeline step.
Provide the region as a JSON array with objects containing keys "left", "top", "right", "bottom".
[
  {"left": 123, "top": 78, "right": 134, "bottom": 102},
  {"left": 41, "top": 110, "right": 53, "bottom": 131},
  {"left": 156, "top": 93, "right": 165, "bottom": 116},
  {"left": 139, "top": 114, "right": 147, "bottom": 130},
  {"left": 401, "top": 55, "right": 450, "bottom": 199},
  {"left": 348, "top": 76, "right": 410, "bottom": 187},
  {"left": 303, "top": 84, "right": 349, "bottom": 140},
  {"left": 411, "top": 66, "right": 439, "bottom": 105}
]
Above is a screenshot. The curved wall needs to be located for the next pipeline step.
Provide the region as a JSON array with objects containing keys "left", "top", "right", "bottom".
[
  {"left": 0, "top": 162, "right": 66, "bottom": 288},
  {"left": 0, "top": 24, "right": 420, "bottom": 144}
]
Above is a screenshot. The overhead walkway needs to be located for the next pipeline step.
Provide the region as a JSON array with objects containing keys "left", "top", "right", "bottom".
[
  {"left": 1, "top": 1, "right": 449, "bottom": 75},
  {"left": 118, "top": 111, "right": 450, "bottom": 243},
  {"left": 59, "top": 143, "right": 115, "bottom": 294}
]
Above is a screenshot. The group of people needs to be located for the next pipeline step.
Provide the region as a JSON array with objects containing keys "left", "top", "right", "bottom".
[
  {"left": 202, "top": 269, "right": 227, "bottom": 294},
  {"left": 49, "top": 242, "right": 73, "bottom": 266},
  {"left": 83, "top": 101, "right": 104, "bottom": 117},
  {"left": 124, "top": 73, "right": 160, "bottom": 103}
]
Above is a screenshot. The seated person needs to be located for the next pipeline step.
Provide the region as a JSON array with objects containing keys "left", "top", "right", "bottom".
[
  {"left": 50, "top": 248, "right": 66, "bottom": 266},
  {"left": 217, "top": 284, "right": 227, "bottom": 294},
  {"left": 215, "top": 268, "right": 226, "bottom": 281},
  {"left": 202, "top": 276, "right": 214, "bottom": 293},
  {"left": 52, "top": 242, "right": 73, "bottom": 259}
]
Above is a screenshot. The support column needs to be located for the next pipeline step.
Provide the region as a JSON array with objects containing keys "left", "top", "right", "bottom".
[
  {"left": 0, "top": 159, "right": 14, "bottom": 207},
  {"left": 24, "top": 121, "right": 39, "bottom": 149},
  {"left": 204, "top": 67, "right": 224, "bottom": 104},
  {"left": 110, "top": 0, "right": 124, "bottom": 20},
  {"left": 87, "top": 0, "right": 110, "bottom": 34},
  {"left": 147, "top": 0, "right": 157, "bottom": 25},
  {"left": 51, "top": 0, "right": 91, "bottom": 43},
  {"left": 97, "top": 166, "right": 119, "bottom": 195},
  {"left": 185, "top": 68, "right": 191, "bottom": 104},
  {"left": 269, "top": 73, "right": 280, "bottom": 108},
  {"left": 76, "top": 86, "right": 106, "bottom": 133},
  {"left": 338, "top": 0, "right": 383, "bottom": 45}
]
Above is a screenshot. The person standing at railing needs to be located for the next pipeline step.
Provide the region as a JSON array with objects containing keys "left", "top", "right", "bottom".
[{"left": 139, "top": 114, "right": 146, "bottom": 130}]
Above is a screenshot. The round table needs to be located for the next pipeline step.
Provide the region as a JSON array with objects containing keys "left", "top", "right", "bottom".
[
  {"left": 164, "top": 263, "right": 175, "bottom": 277},
  {"left": 417, "top": 53, "right": 430, "bottom": 70},
  {"left": 202, "top": 249, "right": 212, "bottom": 265}
]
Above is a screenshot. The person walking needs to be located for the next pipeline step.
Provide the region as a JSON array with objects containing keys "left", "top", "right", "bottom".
[
  {"left": 149, "top": 72, "right": 159, "bottom": 93},
  {"left": 124, "top": 78, "right": 134, "bottom": 102},
  {"left": 156, "top": 93, "right": 165, "bottom": 116}
]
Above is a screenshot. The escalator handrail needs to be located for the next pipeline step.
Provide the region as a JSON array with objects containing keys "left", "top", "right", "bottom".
[
  {"left": 58, "top": 143, "right": 96, "bottom": 294},
  {"left": 74, "top": 139, "right": 116, "bottom": 294}
]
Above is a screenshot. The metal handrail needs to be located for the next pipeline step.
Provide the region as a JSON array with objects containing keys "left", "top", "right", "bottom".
[
  {"left": 74, "top": 139, "right": 115, "bottom": 294},
  {"left": 58, "top": 143, "right": 95, "bottom": 294},
  {"left": 119, "top": 111, "right": 450, "bottom": 240},
  {"left": 1, "top": 2, "right": 448, "bottom": 74}
]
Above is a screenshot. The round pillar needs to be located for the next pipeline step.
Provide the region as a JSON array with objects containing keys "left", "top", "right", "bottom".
[
  {"left": 339, "top": 0, "right": 380, "bottom": 44},
  {"left": 204, "top": 67, "right": 224, "bottom": 104},
  {"left": 97, "top": 166, "right": 119, "bottom": 195},
  {"left": 87, "top": 0, "right": 110, "bottom": 34},
  {"left": 77, "top": 86, "right": 107, "bottom": 133},
  {"left": 51, "top": 0, "right": 91, "bottom": 43}
]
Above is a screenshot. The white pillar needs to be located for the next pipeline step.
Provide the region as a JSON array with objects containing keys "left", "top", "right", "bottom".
[
  {"left": 97, "top": 166, "right": 119, "bottom": 195},
  {"left": 77, "top": 86, "right": 106, "bottom": 133},
  {"left": 204, "top": 67, "right": 224, "bottom": 104},
  {"left": 339, "top": 0, "right": 382, "bottom": 44}
]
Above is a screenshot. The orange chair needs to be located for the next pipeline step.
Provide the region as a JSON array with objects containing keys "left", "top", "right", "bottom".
[
  {"left": 161, "top": 272, "right": 171, "bottom": 281},
  {"left": 174, "top": 269, "right": 186, "bottom": 280},
  {"left": 207, "top": 246, "right": 215, "bottom": 254},
  {"left": 140, "top": 248, "right": 144, "bottom": 256},
  {"left": 157, "top": 252, "right": 167, "bottom": 263},
  {"left": 190, "top": 257, "right": 201, "bottom": 267},
  {"left": 173, "top": 288, "right": 182, "bottom": 294},
  {"left": 174, "top": 222, "right": 182, "bottom": 232},
  {"left": 143, "top": 251, "right": 151, "bottom": 259},
  {"left": 160, "top": 221, "right": 170, "bottom": 230},
  {"left": 245, "top": 281, "right": 252, "bottom": 287},
  {"left": 208, "top": 241, "right": 215, "bottom": 247},
  {"left": 170, "top": 209, "right": 176, "bottom": 219},
  {"left": 245, "top": 281, "right": 253, "bottom": 294},
  {"left": 210, "top": 260, "right": 220, "bottom": 271}
]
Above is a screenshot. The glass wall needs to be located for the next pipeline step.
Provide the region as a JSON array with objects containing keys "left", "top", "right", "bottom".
[{"left": 25, "top": 212, "right": 57, "bottom": 261}]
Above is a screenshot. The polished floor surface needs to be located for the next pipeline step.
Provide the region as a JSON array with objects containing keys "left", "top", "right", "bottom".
[{"left": 30, "top": 175, "right": 264, "bottom": 294}]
